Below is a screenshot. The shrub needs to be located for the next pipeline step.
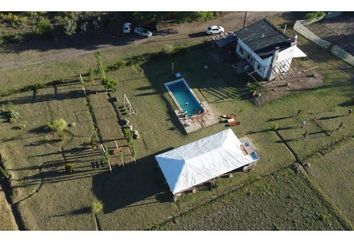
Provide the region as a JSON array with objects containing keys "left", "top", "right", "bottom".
[
  {"left": 48, "top": 119, "right": 68, "bottom": 136},
  {"left": 94, "top": 51, "right": 106, "bottom": 80},
  {"left": 123, "top": 127, "right": 132, "bottom": 143},
  {"left": 162, "top": 44, "right": 176, "bottom": 55},
  {"left": 0, "top": 105, "right": 20, "bottom": 123},
  {"left": 272, "top": 123, "right": 279, "bottom": 131},
  {"left": 130, "top": 142, "right": 136, "bottom": 160},
  {"left": 64, "top": 163, "right": 74, "bottom": 174},
  {"left": 106, "top": 60, "right": 125, "bottom": 72},
  {"left": 102, "top": 78, "right": 117, "bottom": 92},
  {"left": 91, "top": 200, "right": 103, "bottom": 214},
  {"left": 34, "top": 18, "right": 54, "bottom": 37},
  {"left": 304, "top": 12, "right": 326, "bottom": 22},
  {"left": 63, "top": 17, "right": 78, "bottom": 36}
]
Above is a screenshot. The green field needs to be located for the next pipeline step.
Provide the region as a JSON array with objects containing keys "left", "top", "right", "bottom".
[
  {"left": 0, "top": 16, "right": 353, "bottom": 230},
  {"left": 156, "top": 168, "right": 346, "bottom": 230},
  {"left": 307, "top": 138, "right": 354, "bottom": 226}
]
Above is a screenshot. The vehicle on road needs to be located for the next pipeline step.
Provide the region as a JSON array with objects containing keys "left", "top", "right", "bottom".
[
  {"left": 123, "top": 22, "right": 132, "bottom": 33},
  {"left": 133, "top": 27, "right": 153, "bottom": 37},
  {"left": 206, "top": 25, "right": 225, "bottom": 35}
]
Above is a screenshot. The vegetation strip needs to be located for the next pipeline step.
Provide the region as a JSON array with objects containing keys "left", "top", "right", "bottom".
[
  {"left": 298, "top": 164, "right": 353, "bottom": 230},
  {"left": 274, "top": 126, "right": 354, "bottom": 228},
  {"left": 147, "top": 164, "right": 294, "bottom": 230}
]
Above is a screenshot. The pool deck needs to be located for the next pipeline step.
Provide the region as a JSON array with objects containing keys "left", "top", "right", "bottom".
[{"left": 175, "top": 101, "right": 219, "bottom": 134}]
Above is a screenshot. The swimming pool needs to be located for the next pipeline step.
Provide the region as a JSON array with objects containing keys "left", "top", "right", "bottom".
[{"left": 165, "top": 79, "right": 204, "bottom": 117}]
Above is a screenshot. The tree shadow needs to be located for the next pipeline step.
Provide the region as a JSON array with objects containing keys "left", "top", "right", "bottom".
[
  {"left": 92, "top": 149, "right": 173, "bottom": 213},
  {"left": 1, "top": 30, "right": 137, "bottom": 54},
  {"left": 267, "top": 115, "right": 295, "bottom": 122},
  {"left": 317, "top": 114, "right": 347, "bottom": 120}
]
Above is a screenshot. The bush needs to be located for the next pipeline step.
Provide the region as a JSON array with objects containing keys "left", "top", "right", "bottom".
[
  {"left": 48, "top": 119, "right": 68, "bottom": 135},
  {"left": 106, "top": 60, "right": 125, "bottom": 72},
  {"left": 175, "top": 12, "right": 216, "bottom": 23},
  {"left": 123, "top": 127, "right": 132, "bottom": 143},
  {"left": 94, "top": 51, "right": 106, "bottom": 80},
  {"left": 91, "top": 200, "right": 103, "bottom": 214},
  {"left": 0, "top": 105, "right": 20, "bottom": 123},
  {"left": 34, "top": 18, "right": 54, "bottom": 37},
  {"left": 102, "top": 78, "right": 117, "bottom": 92},
  {"left": 305, "top": 12, "right": 326, "bottom": 22},
  {"left": 130, "top": 142, "right": 136, "bottom": 160},
  {"left": 64, "top": 163, "right": 74, "bottom": 174},
  {"left": 102, "top": 144, "right": 109, "bottom": 161}
]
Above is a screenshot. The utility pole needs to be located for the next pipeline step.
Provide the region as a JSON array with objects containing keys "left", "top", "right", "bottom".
[{"left": 243, "top": 11, "right": 247, "bottom": 28}]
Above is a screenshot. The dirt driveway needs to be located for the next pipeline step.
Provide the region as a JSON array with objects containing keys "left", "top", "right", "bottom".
[{"left": 0, "top": 12, "right": 280, "bottom": 71}]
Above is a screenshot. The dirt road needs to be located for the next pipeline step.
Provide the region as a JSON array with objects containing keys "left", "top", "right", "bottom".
[{"left": 0, "top": 12, "right": 280, "bottom": 71}]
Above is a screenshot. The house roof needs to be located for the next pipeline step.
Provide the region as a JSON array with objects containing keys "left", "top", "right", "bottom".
[
  {"left": 235, "top": 19, "right": 291, "bottom": 59},
  {"left": 155, "top": 129, "right": 258, "bottom": 194}
]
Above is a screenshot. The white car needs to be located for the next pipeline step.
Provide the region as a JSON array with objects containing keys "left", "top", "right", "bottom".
[
  {"left": 206, "top": 25, "right": 224, "bottom": 35},
  {"left": 123, "top": 22, "right": 132, "bottom": 33},
  {"left": 133, "top": 27, "right": 152, "bottom": 38}
]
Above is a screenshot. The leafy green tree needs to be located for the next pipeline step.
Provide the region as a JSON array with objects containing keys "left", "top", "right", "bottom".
[
  {"left": 102, "top": 78, "right": 117, "bottom": 92},
  {"left": 94, "top": 51, "right": 106, "bottom": 80},
  {"left": 48, "top": 118, "right": 68, "bottom": 139},
  {"left": 91, "top": 200, "right": 103, "bottom": 214},
  {"left": 34, "top": 18, "right": 53, "bottom": 37}
]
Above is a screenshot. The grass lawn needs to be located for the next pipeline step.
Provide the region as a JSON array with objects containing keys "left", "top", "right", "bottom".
[
  {"left": 306, "top": 138, "right": 354, "bottom": 227},
  {"left": 155, "top": 168, "right": 346, "bottom": 230},
  {"left": 0, "top": 189, "right": 17, "bottom": 230}
]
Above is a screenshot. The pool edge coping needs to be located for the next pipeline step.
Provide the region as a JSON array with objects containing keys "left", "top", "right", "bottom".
[{"left": 164, "top": 78, "right": 203, "bottom": 117}]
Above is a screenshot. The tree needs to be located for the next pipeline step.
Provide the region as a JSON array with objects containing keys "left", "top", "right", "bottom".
[
  {"left": 94, "top": 51, "right": 106, "bottom": 80},
  {"left": 91, "top": 200, "right": 103, "bottom": 214},
  {"left": 34, "top": 18, "right": 53, "bottom": 38},
  {"left": 63, "top": 17, "right": 78, "bottom": 36},
  {"left": 48, "top": 118, "right": 68, "bottom": 139},
  {"left": 102, "top": 78, "right": 117, "bottom": 92},
  {"left": 130, "top": 142, "right": 136, "bottom": 160}
]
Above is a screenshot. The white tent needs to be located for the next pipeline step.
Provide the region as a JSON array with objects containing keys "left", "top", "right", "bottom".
[{"left": 155, "top": 129, "right": 258, "bottom": 195}]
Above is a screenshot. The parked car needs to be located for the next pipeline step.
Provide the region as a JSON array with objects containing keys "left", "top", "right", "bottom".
[
  {"left": 123, "top": 22, "right": 132, "bottom": 33},
  {"left": 206, "top": 25, "right": 224, "bottom": 35},
  {"left": 133, "top": 27, "right": 152, "bottom": 37}
]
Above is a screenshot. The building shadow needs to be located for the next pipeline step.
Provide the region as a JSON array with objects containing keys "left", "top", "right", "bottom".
[{"left": 92, "top": 149, "right": 173, "bottom": 213}]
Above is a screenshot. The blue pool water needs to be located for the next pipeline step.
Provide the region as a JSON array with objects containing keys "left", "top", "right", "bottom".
[{"left": 166, "top": 80, "right": 203, "bottom": 117}]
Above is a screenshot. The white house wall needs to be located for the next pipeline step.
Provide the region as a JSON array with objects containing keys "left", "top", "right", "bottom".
[
  {"left": 235, "top": 39, "right": 303, "bottom": 80},
  {"left": 236, "top": 39, "right": 269, "bottom": 78}
]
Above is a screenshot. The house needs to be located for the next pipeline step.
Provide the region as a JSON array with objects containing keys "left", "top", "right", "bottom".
[
  {"left": 234, "top": 19, "right": 307, "bottom": 80},
  {"left": 155, "top": 129, "right": 259, "bottom": 197}
]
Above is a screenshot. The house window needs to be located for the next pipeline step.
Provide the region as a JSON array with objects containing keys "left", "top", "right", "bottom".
[{"left": 239, "top": 47, "right": 244, "bottom": 56}]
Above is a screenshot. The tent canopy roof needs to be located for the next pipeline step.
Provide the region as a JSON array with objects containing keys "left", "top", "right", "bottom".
[{"left": 155, "top": 129, "right": 258, "bottom": 194}]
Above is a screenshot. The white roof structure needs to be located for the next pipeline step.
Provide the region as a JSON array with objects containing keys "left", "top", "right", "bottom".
[
  {"left": 293, "top": 46, "right": 307, "bottom": 58},
  {"left": 155, "top": 129, "right": 258, "bottom": 194}
]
